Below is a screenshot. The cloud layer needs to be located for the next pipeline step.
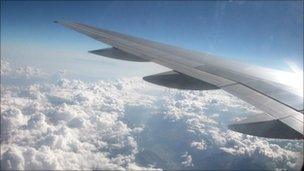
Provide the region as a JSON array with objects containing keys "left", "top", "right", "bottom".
[{"left": 1, "top": 60, "right": 303, "bottom": 170}]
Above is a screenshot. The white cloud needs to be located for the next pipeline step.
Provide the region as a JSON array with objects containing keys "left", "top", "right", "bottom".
[
  {"left": 1, "top": 61, "right": 159, "bottom": 170},
  {"left": 152, "top": 87, "right": 303, "bottom": 170},
  {"left": 1, "top": 60, "right": 303, "bottom": 170},
  {"left": 14, "top": 66, "right": 45, "bottom": 79},
  {"left": 190, "top": 140, "right": 207, "bottom": 151},
  {"left": 1, "top": 61, "right": 48, "bottom": 87},
  {"left": 1, "top": 60, "right": 11, "bottom": 74},
  {"left": 181, "top": 152, "right": 193, "bottom": 167}
]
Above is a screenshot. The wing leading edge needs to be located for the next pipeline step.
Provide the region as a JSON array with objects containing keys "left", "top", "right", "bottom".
[{"left": 55, "top": 21, "right": 303, "bottom": 139}]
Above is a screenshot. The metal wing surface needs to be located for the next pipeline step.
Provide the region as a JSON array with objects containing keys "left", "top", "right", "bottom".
[{"left": 56, "top": 21, "right": 303, "bottom": 139}]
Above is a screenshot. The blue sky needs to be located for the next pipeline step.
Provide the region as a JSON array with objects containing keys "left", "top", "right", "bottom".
[{"left": 1, "top": 0, "right": 303, "bottom": 80}]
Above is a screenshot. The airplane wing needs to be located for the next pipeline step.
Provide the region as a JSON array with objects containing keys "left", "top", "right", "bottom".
[{"left": 55, "top": 21, "right": 303, "bottom": 139}]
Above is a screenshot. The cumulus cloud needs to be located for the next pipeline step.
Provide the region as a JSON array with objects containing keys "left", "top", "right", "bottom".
[
  {"left": 1, "top": 61, "right": 48, "bottom": 86},
  {"left": 1, "top": 61, "right": 159, "bottom": 170},
  {"left": 1, "top": 60, "right": 11, "bottom": 74},
  {"left": 190, "top": 140, "right": 207, "bottom": 151},
  {"left": 1, "top": 60, "right": 303, "bottom": 170},
  {"left": 155, "top": 88, "right": 303, "bottom": 170},
  {"left": 1, "top": 61, "right": 46, "bottom": 79},
  {"left": 181, "top": 152, "right": 193, "bottom": 167}
]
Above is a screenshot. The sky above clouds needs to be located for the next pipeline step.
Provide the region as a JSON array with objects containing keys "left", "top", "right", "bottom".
[
  {"left": 1, "top": 0, "right": 304, "bottom": 170},
  {"left": 1, "top": 0, "right": 303, "bottom": 80}
]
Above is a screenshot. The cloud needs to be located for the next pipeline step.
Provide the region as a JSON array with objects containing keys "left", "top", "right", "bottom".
[
  {"left": 190, "top": 140, "right": 207, "bottom": 151},
  {"left": 181, "top": 152, "right": 193, "bottom": 167},
  {"left": 1, "top": 60, "right": 11, "bottom": 74},
  {"left": 1, "top": 60, "right": 46, "bottom": 79},
  {"left": 1, "top": 60, "right": 303, "bottom": 170},
  {"left": 14, "top": 66, "right": 45, "bottom": 79},
  {"left": 151, "top": 89, "right": 303, "bottom": 170},
  {"left": 1, "top": 61, "right": 48, "bottom": 86},
  {"left": 1, "top": 61, "right": 159, "bottom": 170}
]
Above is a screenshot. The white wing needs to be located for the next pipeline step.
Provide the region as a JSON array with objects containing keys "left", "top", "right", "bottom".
[{"left": 56, "top": 21, "right": 303, "bottom": 139}]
